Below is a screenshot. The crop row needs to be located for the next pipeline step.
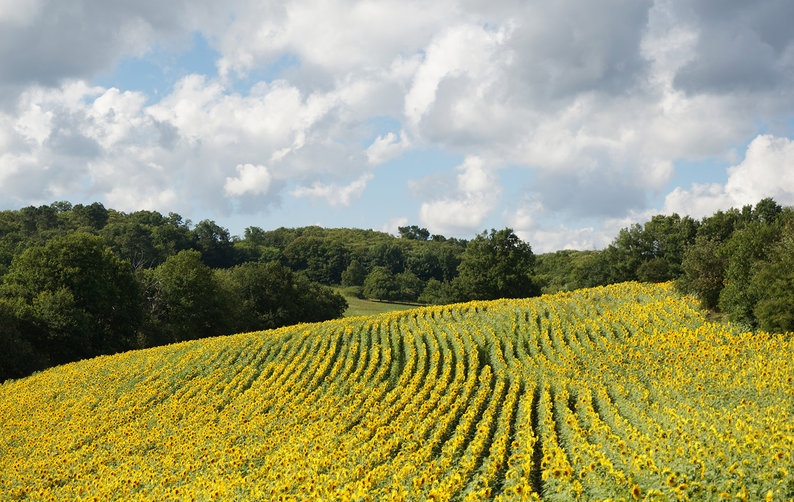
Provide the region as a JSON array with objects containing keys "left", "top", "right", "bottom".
[{"left": 1, "top": 282, "right": 792, "bottom": 501}]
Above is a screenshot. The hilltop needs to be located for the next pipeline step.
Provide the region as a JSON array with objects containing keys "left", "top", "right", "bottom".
[{"left": 2, "top": 282, "right": 792, "bottom": 500}]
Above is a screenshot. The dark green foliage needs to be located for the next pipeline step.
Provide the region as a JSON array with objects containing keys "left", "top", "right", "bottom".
[
  {"left": 418, "top": 278, "right": 451, "bottom": 305},
  {"left": 398, "top": 225, "right": 430, "bottom": 241},
  {"left": 193, "top": 219, "right": 235, "bottom": 268},
  {"left": 0, "top": 297, "right": 49, "bottom": 379},
  {"left": 217, "top": 262, "right": 348, "bottom": 332},
  {"left": 534, "top": 250, "right": 598, "bottom": 293},
  {"left": 717, "top": 222, "right": 782, "bottom": 326},
  {"left": 141, "top": 250, "right": 229, "bottom": 345},
  {"left": 71, "top": 202, "right": 109, "bottom": 231},
  {"left": 636, "top": 257, "right": 670, "bottom": 283},
  {"left": 369, "top": 242, "right": 406, "bottom": 275},
  {"left": 363, "top": 266, "right": 398, "bottom": 301},
  {"left": 677, "top": 237, "right": 727, "bottom": 310},
  {"left": 100, "top": 210, "right": 193, "bottom": 269},
  {"left": 750, "top": 229, "right": 794, "bottom": 333},
  {"left": 0, "top": 204, "right": 362, "bottom": 381},
  {"left": 676, "top": 199, "right": 792, "bottom": 332},
  {"left": 591, "top": 213, "right": 699, "bottom": 286},
  {"left": 452, "top": 228, "right": 539, "bottom": 301},
  {"left": 395, "top": 270, "right": 423, "bottom": 301},
  {"left": 1, "top": 233, "right": 142, "bottom": 365},
  {"left": 341, "top": 259, "right": 367, "bottom": 287},
  {"left": 282, "top": 236, "right": 349, "bottom": 284}
]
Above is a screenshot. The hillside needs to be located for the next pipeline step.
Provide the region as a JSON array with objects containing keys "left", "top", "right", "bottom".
[{"left": 1, "top": 282, "right": 792, "bottom": 501}]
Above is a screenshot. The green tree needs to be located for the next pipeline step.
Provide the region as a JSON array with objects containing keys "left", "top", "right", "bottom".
[
  {"left": 341, "top": 259, "right": 367, "bottom": 287},
  {"left": 398, "top": 225, "right": 430, "bottom": 241},
  {"left": 418, "top": 278, "right": 451, "bottom": 305},
  {"left": 192, "top": 219, "right": 235, "bottom": 268},
  {"left": 1, "top": 233, "right": 141, "bottom": 364},
  {"left": 717, "top": 221, "right": 782, "bottom": 327},
  {"left": 636, "top": 257, "right": 670, "bottom": 283},
  {"left": 452, "top": 228, "right": 539, "bottom": 301},
  {"left": 0, "top": 297, "right": 48, "bottom": 381},
  {"left": 369, "top": 242, "right": 406, "bottom": 274},
  {"left": 677, "top": 237, "right": 727, "bottom": 310},
  {"left": 396, "top": 270, "right": 423, "bottom": 301},
  {"left": 363, "top": 266, "right": 398, "bottom": 300},
  {"left": 282, "top": 236, "right": 350, "bottom": 284},
  {"left": 749, "top": 220, "right": 794, "bottom": 333},
  {"left": 142, "top": 250, "right": 229, "bottom": 344},
  {"left": 71, "top": 202, "right": 109, "bottom": 231}
]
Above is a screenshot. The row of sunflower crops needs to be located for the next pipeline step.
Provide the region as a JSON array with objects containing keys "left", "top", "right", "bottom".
[{"left": 1, "top": 281, "right": 792, "bottom": 501}]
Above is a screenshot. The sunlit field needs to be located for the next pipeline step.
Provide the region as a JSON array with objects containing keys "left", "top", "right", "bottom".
[{"left": 1, "top": 282, "right": 792, "bottom": 501}]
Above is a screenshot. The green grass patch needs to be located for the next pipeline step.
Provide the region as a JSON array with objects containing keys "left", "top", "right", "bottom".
[
  {"left": 335, "top": 287, "right": 424, "bottom": 317},
  {"left": 342, "top": 295, "right": 420, "bottom": 317}
]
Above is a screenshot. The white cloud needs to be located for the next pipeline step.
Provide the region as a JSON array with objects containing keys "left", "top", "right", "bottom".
[
  {"left": 2, "top": 1, "right": 794, "bottom": 242},
  {"left": 224, "top": 163, "right": 272, "bottom": 196},
  {"left": 381, "top": 216, "right": 408, "bottom": 236},
  {"left": 365, "top": 131, "right": 408, "bottom": 166},
  {"left": 517, "top": 225, "right": 600, "bottom": 254},
  {"left": 214, "top": 0, "right": 455, "bottom": 80},
  {"left": 105, "top": 185, "right": 178, "bottom": 214},
  {"left": 419, "top": 156, "right": 500, "bottom": 234},
  {"left": 404, "top": 23, "right": 511, "bottom": 126},
  {"left": 291, "top": 173, "right": 373, "bottom": 207},
  {"left": 664, "top": 134, "right": 794, "bottom": 218}
]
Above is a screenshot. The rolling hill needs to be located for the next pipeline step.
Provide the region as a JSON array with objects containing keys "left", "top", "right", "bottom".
[{"left": 1, "top": 282, "right": 792, "bottom": 501}]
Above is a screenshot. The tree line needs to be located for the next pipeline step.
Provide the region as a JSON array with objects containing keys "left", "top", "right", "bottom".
[
  {"left": 0, "top": 204, "right": 349, "bottom": 380},
  {"left": 535, "top": 197, "right": 793, "bottom": 333},
  {"left": 2, "top": 197, "right": 791, "bottom": 381},
  {"left": 0, "top": 205, "right": 541, "bottom": 381}
]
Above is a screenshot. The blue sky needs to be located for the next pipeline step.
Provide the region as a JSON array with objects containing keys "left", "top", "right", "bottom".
[{"left": 1, "top": 1, "right": 793, "bottom": 251}]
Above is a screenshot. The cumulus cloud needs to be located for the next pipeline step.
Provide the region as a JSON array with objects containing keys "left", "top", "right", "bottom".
[
  {"left": 366, "top": 131, "right": 409, "bottom": 166},
  {"left": 670, "top": 0, "right": 794, "bottom": 95},
  {"left": 2, "top": 0, "right": 794, "bottom": 242},
  {"left": 0, "top": 0, "right": 216, "bottom": 93},
  {"left": 419, "top": 156, "right": 500, "bottom": 234},
  {"left": 224, "top": 164, "right": 272, "bottom": 196},
  {"left": 291, "top": 173, "right": 373, "bottom": 207},
  {"left": 664, "top": 134, "right": 794, "bottom": 218},
  {"left": 381, "top": 216, "right": 409, "bottom": 236}
]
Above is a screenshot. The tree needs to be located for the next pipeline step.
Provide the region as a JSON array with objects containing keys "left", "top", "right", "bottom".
[
  {"left": 0, "top": 297, "right": 48, "bottom": 381},
  {"left": 396, "top": 270, "right": 423, "bottom": 301},
  {"left": 750, "top": 231, "right": 794, "bottom": 333},
  {"left": 452, "top": 228, "right": 539, "bottom": 301},
  {"left": 406, "top": 247, "right": 444, "bottom": 282},
  {"left": 398, "top": 225, "right": 430, "bottom": 241},
  {"left": 218, "top": 261, "right": 347, "bottom": 331},
  {"left": 1, "top": 233, "right": 141, "bottom": 364},
  {"left": 71, "top": 202, "right": 109, "bottom": 231},
  {"left": 192, "top": 219, "right": 235, "bottom": 268},
  {"left": 142, "top": 250, "right": 229, "bottom": 344},
  {"left": 341, "top": 259, "right": 367, "bottom": 287},
  {"left": 677, "top": 237, "right": 727, "bottom": 310},
  {"left": 636, "top": 257, "right": 670, "bottom": 283},
  {"left": 369, "top": 242, "right": 406, "bottom": 274},
  {"left": 363, "top": 266, "right": 398, "bottom": 300},
  {"left": 717, "top": 221, "right": 781, "bottom": 326},
  {"left": 282, "top": 236, "right": 350, "bottom": 284},
  {"left": 418, "top": 278, "right": 451, "bottom": 305},
  {"left": 292, "top": 275, "right": 348, "bottom": 323}
]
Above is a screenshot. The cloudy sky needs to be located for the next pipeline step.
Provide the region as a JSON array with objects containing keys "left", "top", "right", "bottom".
[{"left": 2, "top": 0, "right": 794, "bottom": 251}]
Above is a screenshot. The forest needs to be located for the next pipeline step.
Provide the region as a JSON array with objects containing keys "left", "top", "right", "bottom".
[{"left": 1, "top": 197, "right": 792, "bottom": 381}]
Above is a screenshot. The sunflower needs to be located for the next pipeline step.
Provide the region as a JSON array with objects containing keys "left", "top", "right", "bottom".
[{"left": 631, "top": 484, "right": 642, "bottom": 500}]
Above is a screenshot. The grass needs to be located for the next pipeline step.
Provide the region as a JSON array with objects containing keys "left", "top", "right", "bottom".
[{"left": 336, "top": 288, "right": 424, "bottom": 317}]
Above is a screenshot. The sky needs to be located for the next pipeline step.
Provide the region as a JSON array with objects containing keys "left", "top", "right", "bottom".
[{"left": 1, "top": 0, "right": 794, "bottom": 252}]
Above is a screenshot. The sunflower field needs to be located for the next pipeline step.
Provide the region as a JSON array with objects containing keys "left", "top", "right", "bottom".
[{"left": 1, "top": 282, "right": 792, "bottom": 501}]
